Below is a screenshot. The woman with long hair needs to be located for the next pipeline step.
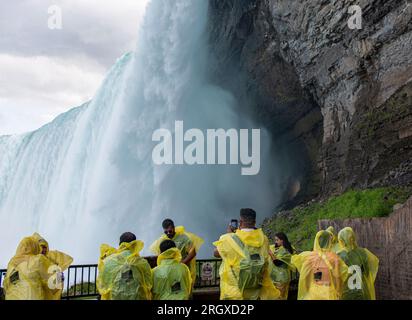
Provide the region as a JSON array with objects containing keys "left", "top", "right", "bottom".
[
  {"left": 268, "top": 232, "right": 296, "bottom": 300},
  {"left": 274, "top": 232, "right": 295, "bottom": 255}
]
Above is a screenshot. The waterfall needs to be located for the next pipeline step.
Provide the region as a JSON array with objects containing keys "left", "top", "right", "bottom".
[{"left": 0, "top": 0, "right": 284, "bottom": 266}]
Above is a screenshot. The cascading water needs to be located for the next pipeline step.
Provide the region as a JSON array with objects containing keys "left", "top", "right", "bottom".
[{"left": 0, "top": 0, "right": 286, "bottom": 266}]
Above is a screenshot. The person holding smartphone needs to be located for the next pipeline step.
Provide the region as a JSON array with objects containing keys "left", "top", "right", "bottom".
[
  {"left": 213, "top": 209, "right": 280, "bottom": 300},
  {"left": 227, "top": 219, "right": 239, "bottom": 233}
]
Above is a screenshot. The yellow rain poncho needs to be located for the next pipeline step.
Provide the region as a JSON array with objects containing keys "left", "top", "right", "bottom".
[
  {"left": 326, "top": 226, "right": 341, "bottom": 253},
  {"left": 150, "top": 226, "right": 203, "bottom": 286},
  {"left": 31, "top": 233, "right": 73, "bottom": 300},
  {"left": 292, "top": 230, "right": 348, "bottom": 300},
  {"left": 97, "top": 240, "right": 152, "bottom": 300},
  {"left": 214, "top": 229, "right": 280, "bottom": 300},
  {"left": 96, "top": 244, "right": 118, "bottom": 298},
  {"left": 98, "top": 244, "right": 118, "bottom": 271},
  {"left": 31, "top": 233, "right": 73, "bottom": 270},
  {"left": 337, "top": 227, "right": 379, "bottom": 300},
  {"left": 3, "top": 237, "right": 57, "bottom": 300},
  {"left": 269, "top": 245, "right": 296, "bottom": 300},
  {"left": 152, "top": 248, "right": 192, "bottom": 300}
]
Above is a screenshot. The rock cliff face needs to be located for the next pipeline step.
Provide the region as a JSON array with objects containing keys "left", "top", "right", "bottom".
[{"left": 208, "top": 0, "right": 412, "bottom": 204}]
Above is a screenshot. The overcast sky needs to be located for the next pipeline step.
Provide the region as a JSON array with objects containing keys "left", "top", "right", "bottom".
[{"left": 0, "top": 0, "right": 149, "bottom": 135}]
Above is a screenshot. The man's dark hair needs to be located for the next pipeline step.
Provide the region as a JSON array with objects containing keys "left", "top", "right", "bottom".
[
  {"left": 119, "top": 232, "right": 137, "bottom": 245},
  {"left": 159, "top": 240, "right": 176, "bottom": 253},
  {"left": 240, "top": 208, "right": 256, "bottom": 223},
  {"left": 162, "top": 218, "right": 175, "bottom": 229}
]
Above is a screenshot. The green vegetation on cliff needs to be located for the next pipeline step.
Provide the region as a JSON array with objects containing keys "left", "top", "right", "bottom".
[{"left": 262, "top": 187, "right": 411, "bottom": 252}]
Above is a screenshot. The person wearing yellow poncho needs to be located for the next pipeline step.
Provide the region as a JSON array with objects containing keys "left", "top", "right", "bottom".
[
  {"left": 150, "top": 219, "right": 203, "bottom": 288},
  {"left": 214, "top": 208, "right": 280, "bottom": 300},
  {"left": 268, "top": 232, "right": 297, "bottom": 300},
  {"left": 292, "top": 230, "right": 348, "bottom": 300},
  {"left": 326, "top": 226, "right": 341, "bottom": 253},
  {"left": 97, "top": 232, "right": 152, "bottom": 300},
  {"left": 3, "top": 236, "right": 59, "bottom": 300},
  {"left": 31, "top": 232, "right": 73, "bottom": 300},
  {"left": 152, "top": 240, "right": 192, "bottom": 300},
  {"left": 337, "top": 227, "right": 379, "bottom": 300}
]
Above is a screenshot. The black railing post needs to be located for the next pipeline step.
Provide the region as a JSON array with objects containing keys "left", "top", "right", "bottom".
[
  {"left": 81, "top": 267, "right": 84, "bottom": 296},
  {"left": 87, "top": 267, "right": 91, "bottom": 295},
  {"left": 214, "top": 260, "right": 217, "bottom": 285},
  {"left": 66, "top": 268, "right": 70, "bottom": 299},
  {"left": 94, "top": 266, "right": 97, "bottom": 294},
  {"left": 73, "top": 267, "right": 77, "bottom": 298}
]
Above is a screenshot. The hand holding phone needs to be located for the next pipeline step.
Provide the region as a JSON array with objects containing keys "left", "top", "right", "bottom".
[{"left": 228, "top": 219, "right": 238, "bottom": 233}]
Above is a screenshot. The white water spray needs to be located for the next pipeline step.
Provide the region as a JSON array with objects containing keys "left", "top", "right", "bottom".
[{"left": 0, "top": 0, "right": 284, "bottom": 266}]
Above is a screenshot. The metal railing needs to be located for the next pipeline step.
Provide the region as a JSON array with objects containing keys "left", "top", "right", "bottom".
[
  {"left": 1, "top": 261, "right": 301, "bottom": 300},
  {"left": 62, "top": 264, "right": 99, "bottom": 299},
  {"left": 1, "top": 259, "right": 221, "bottom": 300}
]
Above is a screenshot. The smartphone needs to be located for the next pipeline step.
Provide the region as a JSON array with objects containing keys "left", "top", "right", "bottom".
[{"left": 230, "top": 219, "right": 238, "bottom": 230}]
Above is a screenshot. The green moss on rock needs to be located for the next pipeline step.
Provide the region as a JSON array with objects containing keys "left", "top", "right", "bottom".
[{"left": 262, "top": 187, "right": 411, "bottom": 252}]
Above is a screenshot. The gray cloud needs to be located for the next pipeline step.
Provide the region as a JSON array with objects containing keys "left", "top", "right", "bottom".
[
  {"left": 0, "top": 0, "right": 148, "bottom": 135},
  {"left": 0, "top": 0, "right": 148, "bottom": 67}
]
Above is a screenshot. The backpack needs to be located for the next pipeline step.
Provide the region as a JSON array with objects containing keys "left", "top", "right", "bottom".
[
  {"left": 339, "top": 249, "right": 369, "bottom": 299},
  {"left": 111, "top": 263, "right": 140, "bottom": 300},
  {"left": 311, "top": 255, "right": 332, "bottom": 286},
  {"left": 232, "top": 234, "right": 265, "bottom": 290},
  {"left": 108, "top": 253, "right": 149, "bottom": 300}
]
